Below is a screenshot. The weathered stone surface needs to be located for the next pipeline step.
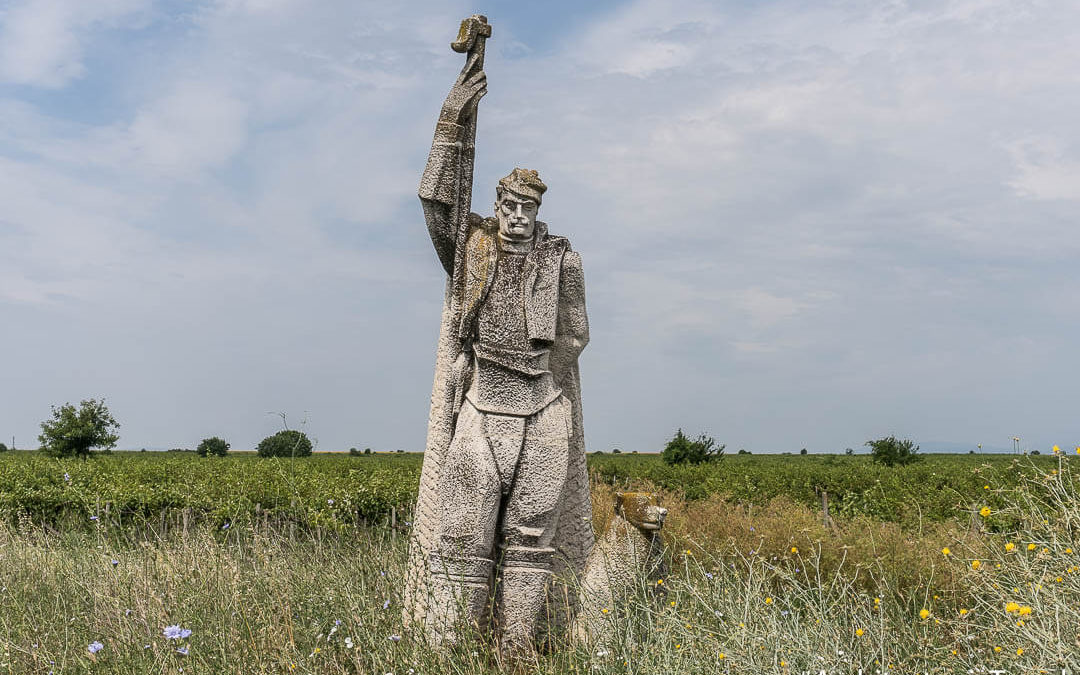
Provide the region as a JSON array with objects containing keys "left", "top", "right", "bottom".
[
  {"left": 573, "top": 493, "right": 668, "bottom": 647},
  {"left": 403, "top": 15, "right": 593, "bottom": 659}
]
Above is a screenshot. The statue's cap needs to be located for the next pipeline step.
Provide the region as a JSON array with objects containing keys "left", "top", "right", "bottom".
[{"left": 498, "top": 168, "right": 547, "bottom": 204}]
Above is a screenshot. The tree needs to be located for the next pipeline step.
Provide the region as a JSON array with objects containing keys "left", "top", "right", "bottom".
[
  {"left": 196, "top": 437, "right": 230, "bottom": 457},
  {"left": 845, "top": 448, "right": 854, "bottom": 456},
  {"left": 661, "top": 429, "right": 724, "bottom": 465},
  {"left": 0, "top": 442, "right": 8, "bottom": 453},
  {"left": 256, "top": 430, "right": 313, "bottom": 458},
  {"left": 865, "top": 435, "right": 922, "bottom": 467},
  {"left": 800, "top": 448, "right": 808, "bottom": 455},
  {"left": 38, "top": 399, "right": 120, "bottom": 458}
]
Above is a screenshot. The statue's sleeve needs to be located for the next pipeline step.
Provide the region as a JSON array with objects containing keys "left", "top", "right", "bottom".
[
  {"left": 419, "top": 120, "right": 465, "bottom": 276},
  {"left": 553, "top": 250, "right": 589, "bottom": 382}
]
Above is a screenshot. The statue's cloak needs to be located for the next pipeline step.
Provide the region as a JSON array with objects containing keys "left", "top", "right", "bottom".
[{"left": 404, "top": 218, "right": 593, "bottom": 635}]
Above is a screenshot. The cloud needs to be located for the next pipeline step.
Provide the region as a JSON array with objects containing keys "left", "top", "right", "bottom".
[{"left": 0, "top": 0, "right": 149, "bottom": 88}]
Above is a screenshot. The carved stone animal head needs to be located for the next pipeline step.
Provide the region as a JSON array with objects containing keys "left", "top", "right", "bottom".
[{"left": 613, "top": 492, "right": 667, "bottom": 533}]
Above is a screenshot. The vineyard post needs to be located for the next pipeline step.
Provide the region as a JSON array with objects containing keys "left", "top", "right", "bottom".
[{"left": 821, "top": 490, "right": 831, "bottom": 528}]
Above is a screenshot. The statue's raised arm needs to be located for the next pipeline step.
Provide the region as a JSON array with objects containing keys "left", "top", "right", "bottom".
[{"left": 418, "top": 16, "right": 490, "bottom": 276}]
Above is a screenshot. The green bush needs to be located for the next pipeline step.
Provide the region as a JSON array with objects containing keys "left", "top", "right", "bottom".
[
  {"left": 256, "top": 430, "right": 312, "bottom": 458},
  {"left": 38, "top": 399, "right": 119, "bottom": 458},
  {"left": 661, "top": 429, "right": 724, "bottom": 466},
  {"left": 866, "top": 435, "right": 922, "bottom": 467},
  {"left": 196, "top": 437, "right": 230, "bottom": 457},
  {"left": 0, "top": 442, "right": 8, "bottom": 453}
]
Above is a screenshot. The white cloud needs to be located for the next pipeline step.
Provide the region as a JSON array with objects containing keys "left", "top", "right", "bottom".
[{"left": 0, "top": 0, "right": 149, "bottom": 88}]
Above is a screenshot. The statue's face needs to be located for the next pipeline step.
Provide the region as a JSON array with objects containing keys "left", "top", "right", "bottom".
[{"left": 495, "top": 190, "right": 538, "bottom": 241}]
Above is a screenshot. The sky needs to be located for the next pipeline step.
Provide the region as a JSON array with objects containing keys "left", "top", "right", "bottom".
[{"left": 0, "top": 0, "right": 1077, "bottom": 454}]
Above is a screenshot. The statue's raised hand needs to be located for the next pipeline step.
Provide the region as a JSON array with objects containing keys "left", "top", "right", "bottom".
[{"left": 439, "top": 53, "right": 487, "bottom": 126}]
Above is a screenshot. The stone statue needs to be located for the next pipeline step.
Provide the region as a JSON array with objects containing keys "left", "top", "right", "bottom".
[
  {"left": 403, "top": 15, "right": 594, "bottom": 658},
  {"left": 572, "top": 493, "right": 668, "bottom": 647}
]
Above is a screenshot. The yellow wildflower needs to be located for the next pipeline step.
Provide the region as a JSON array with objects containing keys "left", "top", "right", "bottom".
[
  {"left": 1053, "top": 445, "right": 1061, "bottom": 454},
  {"left": 942, "top": 547, "right": 951, "bottom": 556},
  {"left": 764, "top": 597, "right": 773, "bottom": 604},
  {"left": 685, "top": 549, "right": 692, "bottom": 555},
  {"left": 601, "top": 608, "right": 609, "bottom": 614},
  {"left": 959, "top": 608, "right": 968, "bottom": 615},
  {"left": 718, "top": 653, "right": 726, "bottom": 660},
  {"left": 984, "top": 484, "right": 990, "bottom": 490},
  {"left": 919, "top": 609, "right": 929, "bottom": 620},
  {"left": 1018, "top": 606, "right": 1031, "bottom": 616},
  {"left": 1028, "top": 543, "right": 1037, "bottom": 551},
  {"left": 656, "top": 579, "right": 664, "bottom": 585},
  {"left": 972, "top": 560, "right": 982, "bottom": 570},
  {"left": 994, "top": 646, "right": 1002, "bottom": 653},
  {"left": 1017, "top": 648, "right": 1024, "bottom": 656},
  {"left": 1006, "top": 602, "right": 1020, "bottom": 613},
  {"left": 855, "top": 628, "right": 864, "bottom": 637},
  {"left": 1066, "top": 548, "right": 1073, "bottom": 554},
  {"left": 980, "top": 506, "right": 991, "bottom": 517},
  {"left": 1016, "top": 620, "right": 1024, "bottom": 627},
  {"left": 1005, "top": 542, "right": 1015, "bottom": 552}
]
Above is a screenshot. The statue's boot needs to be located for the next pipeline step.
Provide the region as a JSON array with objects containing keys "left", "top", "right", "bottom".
[
  {"left": 495, "top": 546, "right": 554, "bottom": 659},
  {"left": 426, "top": 555, "right": 493, "bottom": 647}
]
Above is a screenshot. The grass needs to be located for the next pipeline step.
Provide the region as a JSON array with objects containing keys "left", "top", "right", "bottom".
[{"left": 2, "top": 456, "right": 1079, "bottom": 673}]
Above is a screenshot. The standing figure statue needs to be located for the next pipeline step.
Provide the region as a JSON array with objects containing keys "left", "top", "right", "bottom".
[{"left": 403, "top": 15, "right": 594, "bottom": 659}]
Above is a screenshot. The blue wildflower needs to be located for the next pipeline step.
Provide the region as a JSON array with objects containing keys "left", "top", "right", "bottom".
[
  {"left": 704, "top": 572, "right": 714, "bottom": 580},
  {"left": 90, "top": 515, "right": 99, "bottom": 521},
  {"left": 334, "top": 619, "right": 342, "bottom": 626},
  {"left": 382, "top": 599, "right": 390, "bottom": 610},
  {"left": 176, "top": 646, "right": 189, "bottom": 656},
  {"left": 88, "top": 641, "right": 104, "bottom": 654},
  {"left": 222, "top": 522, "right": 230, "bottom": 530},
  {"left": 388, "top": 634, "right": 401, "bottom": 642},
  {"left": 111, "top": 559, "right": 119, "bottom": 567},
  {"left": 163, "top": 625, "right": 192, "bottom": 640},
  {"left": 63, "top": 473, "right": 71, "bottom": 482}
]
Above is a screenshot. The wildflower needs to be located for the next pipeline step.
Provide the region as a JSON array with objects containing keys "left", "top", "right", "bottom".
[
  {"left": 90, "top": 515, "right": 99, "bottom": 521},
  {"left": 780, "top": 610, "right": 789, "bottom": 617},
  {"left": 163, "top": 625, "right": 192, "bottom": 640},
  {"left": 984, "top": 485, "right": 989, "bottom": 490},
  {"left": 88, "top": 641, "right": 104, "bottom": 654},
  {"left": 382, "top": 599, "right": 390, "bottom": 610},
  {"left": 1018, "top": 606, "right": 1031, "bottom": 616},
  {"left": 704, "top": 572, "right": 714, "bottom": 580},
  {"left": 685, "top": 549, "right": 692, "bottom": 555},
  {"left": 874, "top": 597, "right": 881, "bottom": 605},
  {"left": 388, "top": 634, "right": 401, "bottom": 642},
  {"left": 919, "top": 609, "right": 929, "bottom": 620},
  {"left": 601, "top": 608, "right": 609, "bottom": 614},
  {"left": 656, "top": 579, "right": 663, "bottom": 585},
  {"left": 344, "top": 637, "right": 353, "bottom": 649},
  {"left": 669, "top": 600, "right": 676, "bottom": 607},
  {"left": 942, "top": 547, "right": 951, "bottom": 556},
  {"left": 328, "top": 499, "right": 334, "bottom": 505},
  {"left": 176, "top": 647, "right": 189, "bottom": 656},
  {"left": 764, "top": 597, "right": 772, "bottom": 604},
  {"left": 971, "top": 560, "right": 982, "bottom": 570},
  {"left": 334, "top": 619, "right": 342, "bottom": 626},
  {"left": 855, "top": 628, "right": 864, "bottom": 637},
  {"left": 111, "top": 559, "right": 119, "bottom": 567},
  {"left": 1005, "top": 542, "right": 1015, "bottom": 552},
  {"left": 1017, "top": 648, "right": 1024, "bottom": 656},
  {"left": 718, "top": 653, "right": 726, "bottom": 660},
  {"left": 1005, "top": 602, "right": 1019, "bottom": 613},
  {"left": 221, "top": 522, "right": 230, "bottom": 530},
  {"left": 1028, "top": 543, "right": 1037, "bottom": 551},
  {"left": 64, "top": 473, "right": 71, "bottom": 482},
  {"left": 790, "top": 546, "right": 798, "bottom": 554},
  {"left": 994, "top": 646, "right": 1001, "bottom": 653},
  {"left": 979, "top": 506, "right": 991, "bottom": 517},
  {"left": 1067, "top": 548, "right": 1073, "bottom": 554},
  {"left": 959, "top": 608, "right": 968, "bottom": 615},
  {"left": 1016, "top": 620, "right": 1024, "bottom": 627},
  {"left": 1053, "top": 445, "right": 1061, "bottom": 454}
]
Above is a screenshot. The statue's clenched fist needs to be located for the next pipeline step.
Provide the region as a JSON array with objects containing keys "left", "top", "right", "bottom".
[{"left": 439, "top": 53, "right": 487, "bottom": 126}]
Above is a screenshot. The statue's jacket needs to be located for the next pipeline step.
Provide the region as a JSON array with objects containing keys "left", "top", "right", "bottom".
[{"left": 405, "top": 130, "right": 594, "bottom": 631}]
